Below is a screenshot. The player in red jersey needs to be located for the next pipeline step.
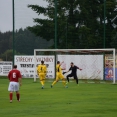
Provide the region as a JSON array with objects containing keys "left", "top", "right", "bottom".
[{"left": 8, "top": 65, "right": 22, "bottom": 103}]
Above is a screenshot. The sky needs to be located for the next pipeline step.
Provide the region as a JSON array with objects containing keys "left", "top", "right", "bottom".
[{"left": 0, "top": 0, "right": 48, "bottom": 32}]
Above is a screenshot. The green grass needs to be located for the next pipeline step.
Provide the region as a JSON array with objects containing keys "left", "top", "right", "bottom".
[{"left": 0, "top": 78, "right": 117, "bottom": 117}]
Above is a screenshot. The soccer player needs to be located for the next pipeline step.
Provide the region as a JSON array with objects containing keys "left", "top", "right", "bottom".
[
  {"left": 51, "top": 61, "right": 68, "bottom": 88},
  {"left": 64, "top": 62, "right": 82, "bottom": 84},
  {"left": 37, "top": 60, "right": 47, "bottom": 89},
  {"left": 8, "top": 65, "right": 22, "bottom": 103}
]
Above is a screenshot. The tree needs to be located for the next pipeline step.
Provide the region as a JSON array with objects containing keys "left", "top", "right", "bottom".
[
  {"left": 0, "top": 31, "right": 12, "bottom": 54},
  {"left": 14, "top": 28, "right": 53, "bottom": 55},
  {"left": 28, "top": 0, "right": 117, "bottom": 49},
  {"left": 0, "top": 49, "right": 21, "bottom": 61},
  {"left": 111, "top": 31, "right": 117, "bottom": 48},
  {"left": 0, "top": 28, "right": 53, "bottom": 58}
]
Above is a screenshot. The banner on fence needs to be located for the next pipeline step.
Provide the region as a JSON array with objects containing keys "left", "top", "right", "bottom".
[
  {"left": 15, "top": 56, "right": 55, "bottom": 78},
  {"left": 0, "top": 61, "right": 12, "bottom": 76}
]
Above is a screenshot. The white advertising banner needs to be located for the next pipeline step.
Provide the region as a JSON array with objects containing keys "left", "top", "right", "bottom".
[
  {"left": 14, "top": 55, "right": 103, "bottom": 79},
  {"left": 0, "top": 61, "right": 12, "bottom": 76},
  {"left": 15, "top": 56, "right": 55, "bottom": 78},
  {"left": 58, "top": 55, "right": 103, "bottom": 80}
]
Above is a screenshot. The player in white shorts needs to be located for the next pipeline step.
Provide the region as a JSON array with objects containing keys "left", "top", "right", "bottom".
[
  {"left": 8, "top": 65, "right": 22, "bottom": 103},
  {"left": 8, "top": 82, "right": 20, "bottom": 92}
]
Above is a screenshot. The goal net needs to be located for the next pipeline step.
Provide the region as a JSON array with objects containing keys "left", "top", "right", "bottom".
[{"left": 34, "top": 49, "right": 116, "bottom": 84}]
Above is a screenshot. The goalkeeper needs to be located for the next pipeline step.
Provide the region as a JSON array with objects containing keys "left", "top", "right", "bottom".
[
  {"left": 37, "top": 60, "right": 47, "bottom": 89},
  {"left": 63, "top": 62, "right": 82, "bottom": 84}
]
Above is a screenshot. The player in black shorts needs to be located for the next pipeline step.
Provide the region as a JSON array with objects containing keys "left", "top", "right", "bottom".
[{"left": 63, "top": 62, "right": 82, "bottom": 84}]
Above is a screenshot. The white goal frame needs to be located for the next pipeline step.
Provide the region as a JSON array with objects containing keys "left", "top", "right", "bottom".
[{"left": 34, "top": 49, "right": 116, "bottom": 84}]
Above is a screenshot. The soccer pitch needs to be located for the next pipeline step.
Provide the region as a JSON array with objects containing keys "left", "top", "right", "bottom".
[{"left": 0, "top": 78, "right": 117, "bottom": 117}]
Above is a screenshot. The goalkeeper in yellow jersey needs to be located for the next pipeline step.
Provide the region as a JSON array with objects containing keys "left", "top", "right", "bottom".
[
  {"left": 37, "top": 60, "right": 47, "bottom": 89},
  {"left": 51, "top": 61, "right": 68, "bottom": 88}
]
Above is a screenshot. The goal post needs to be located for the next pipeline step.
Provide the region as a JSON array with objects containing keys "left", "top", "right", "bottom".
[{"left": 34, "top": 49, "right": 116, "bottom": 84}]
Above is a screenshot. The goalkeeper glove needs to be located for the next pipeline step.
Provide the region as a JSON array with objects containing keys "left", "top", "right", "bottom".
[{"left": 63, "top": 72, "right": 66, "bottom": 75}]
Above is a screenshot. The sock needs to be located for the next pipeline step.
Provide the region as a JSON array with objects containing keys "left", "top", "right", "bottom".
[
  {"left": 16, "top": 93, "right": 20, "bottom": 101},
  {"left": 76, "top": 79, "right": 78, "bottom": 84},
  {"left": 43, "top": 79, "right": 45, "bottom": 85},
  {"left": 52, "top": 80, "right": 57, "bottom": 86},
  {"left": 9, "top": 92, "right": 13, "bottom": 101},
  {"left": 62, "top": 80, "right": 67, "bottom": 86},
  {"left": 67, "top": 77, "right": 69, "bottom": 82},
  {"left": 40, "top": 81, "right": 44, "bottom": 86}
]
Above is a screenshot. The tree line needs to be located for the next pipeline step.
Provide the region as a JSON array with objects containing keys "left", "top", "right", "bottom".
[
  {"left": 28, "top": 0, "right": 117, "bottom": 49},
  {"left": 0, "top": 29, "right": 53, "bottom": 61},
  {"left": 0, "top": 0, "right": 117, "bottom": 61}
]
